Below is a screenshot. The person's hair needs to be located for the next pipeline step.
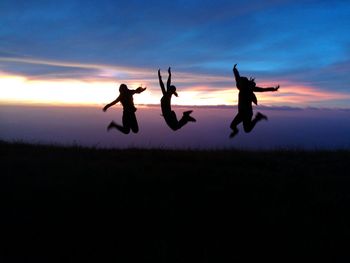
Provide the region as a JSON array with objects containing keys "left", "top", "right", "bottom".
[
  {"left": 119, "top": 84, "right": 128, "bottom": 93},
  {"left": 240, "top": 77, "right": 249, "bottom": 85},
  {"left": 249, "top": 78, "right": 256, "bottom": 88},
  {"left": 169, "top": 85, "right": 176, "bottom": 93}
]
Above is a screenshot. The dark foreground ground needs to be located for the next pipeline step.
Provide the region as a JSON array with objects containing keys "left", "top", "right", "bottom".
[{"left": 1, "top": 141, "right": 350, "bottom": 262}]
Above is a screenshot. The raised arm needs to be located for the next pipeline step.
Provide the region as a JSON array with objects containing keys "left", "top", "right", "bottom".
[
  {"left": 167, "top": 67, "right": 171, "bottom": 89},
  {"left": 233, "top": 64, "right": 240, "bottom": 82},
  {"left": 158, "top": 69, "right": 166, "bottom": 95},
  {"left": 253, "top": 85, "right": 280, "bottom": 92},
  {"left": 103, "top": 96, "right": 120, "bottom": 112}
]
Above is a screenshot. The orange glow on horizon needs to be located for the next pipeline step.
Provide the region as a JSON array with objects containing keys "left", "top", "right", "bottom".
[
  {"left": 0, "top": 72, "right": 236, "bottom": 106},
  {"left": 255, "top": 80, "right": 350, "bottom": 107}
]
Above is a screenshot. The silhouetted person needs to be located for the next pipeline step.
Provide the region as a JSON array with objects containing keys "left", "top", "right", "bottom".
[
  {"left": 158, "top": 67, "right": 196, "bottom": 131},
  {"left": 230, "top": 64, "right": 280, "bottom": 138},
  {"left": 103, "top": 84, "right": 146, "bottom": 134}
]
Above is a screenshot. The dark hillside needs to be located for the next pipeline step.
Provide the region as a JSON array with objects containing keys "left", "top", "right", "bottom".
[{"left": 1, "top": 141, "right": 350, "bottom": 262}]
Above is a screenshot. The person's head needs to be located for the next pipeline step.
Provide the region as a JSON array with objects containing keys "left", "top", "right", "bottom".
[
  {"left": 119, "top": 84, "right": 128, "bottom": 94},
  {"left": 240, "top": 77, "right": 249, "bottom": 86},
  {"left": 168, "top": 85, "right": 178, "bottom": 97}
]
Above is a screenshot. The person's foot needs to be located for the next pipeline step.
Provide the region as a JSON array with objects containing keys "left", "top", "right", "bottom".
[
  {"left": 107, "top": 121, "right": 116, "bottom": 131},
  {"left": 183, "top": 110, "right": 193, "bottom": 116},
  {"left": 183, "top": 110, "right": 196, "bottom": 122},
  {"left": 229, "top": 128, "right": 239, "bottom": 138},
  {"left": 256, "top": 112, "right": 268, "bottom": 121},
  {"left": 187, "top": 115, "right": 196, "bottom": 122}
]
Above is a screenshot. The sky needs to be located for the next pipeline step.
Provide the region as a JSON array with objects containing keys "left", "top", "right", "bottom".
[
  {"left": 1, "top": 0, "right": 350, "bottom": 108},
  {"left": 1, "top": 1, "right": 350, "bottom": 149}
]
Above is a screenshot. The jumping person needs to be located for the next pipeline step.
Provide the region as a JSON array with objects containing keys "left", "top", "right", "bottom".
[
  {"left": 230, "top": 64, "right": 280, "bottom": 138},
  {"left": 103, "top": 83, "right": 146, "bottom": 134},
  {"left": 158, "top": 67, "right": 196, "bottom": 131}
]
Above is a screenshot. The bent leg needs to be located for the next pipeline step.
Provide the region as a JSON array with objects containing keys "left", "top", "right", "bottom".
[
  {"left": 177, "top": 116, "right": 188, "bottom": 129},
  {"left": 229, "top": 113, "right": 242, "bottom": 138},
  {"left": 107, "top": 121, "right": 130, "bottom": 134},
  {"left": 177, "top": 110, "right": 196, "bottom": 129},
  {"left": 129, "top": 112, "right": 139, "bottom": 133},
  {"left": 243, "top": 112, "right": 263, "bottom": 133},
  {"left": 164, "top": 111, "right": 180, "bottom": 131},
  {"left": 118, "top": 111, "right": 136, "bottom": 134},
  {"left": 230, "top": 113, "right": 242, "bottom": 130}
]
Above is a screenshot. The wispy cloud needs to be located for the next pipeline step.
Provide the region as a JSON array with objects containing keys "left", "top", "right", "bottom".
[
  {"left": 257, "top": 81, "right": 350, "bottom": 108},
  {"left": 1, "top": 58, "right": 349, "bottom": 108},
  {"left": 1, "top": 1, "right": 350, "bottom": 107}
]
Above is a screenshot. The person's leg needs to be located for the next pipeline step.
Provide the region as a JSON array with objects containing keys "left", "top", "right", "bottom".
[
  {"left": 230, "top": 113, "right": 242, "bottom": 130},
  {"left": 107, "top": 111, "right": 132, "bottom": 134},
  {"left": 176, "top": 116, "right": 187, "bottom": 130},
  {"left": 243, "top": 111, "right": 267, "bottom": 133},
  {"left": 129, "top": 112, "right": 139, "bottom": 133},
  {"left": 183, "top": 110, "right": 196, "bottom": 122},
  {"left": 164, "top": 111, "right": 180, "bottom": 131},
  {"left": 107, "top": 121, "right": 116, "bottom": 131},
  {"left": 229, "top": 113, "right": 242, "bottom": 138},
  {"left": 256, "top": 112, "right": 268, "bottom": 121},
  {"left": 107, "top": 120, "right": 130, "bottom": 134},
  {"left": 177, "top": 110, "right": 196, "bottom": 129},
  {"left": 116, "top": 111, "right": 133, "bottom": 134}
]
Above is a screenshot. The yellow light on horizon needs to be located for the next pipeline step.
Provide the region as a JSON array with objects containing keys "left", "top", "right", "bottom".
[
  {"left": 1, "top": 73, "right": 349, "bottom": 107},
  {"left": 0, "top": 74, "right": 236, "bottom": 106}
]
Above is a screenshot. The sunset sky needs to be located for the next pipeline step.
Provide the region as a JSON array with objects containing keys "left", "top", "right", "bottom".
[{"left": 1, "top": 0, "right": 350, "bottom": 108}]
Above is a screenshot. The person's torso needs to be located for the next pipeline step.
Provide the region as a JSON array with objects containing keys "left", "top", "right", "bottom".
[
  {"left": 120, "top": 92, "right": 136, "bottom": 112},
  {"left": 238, "top": 89, "right": 257, "bottom": 112},
  {"left": 161, "top": 94, "right": 172, "bottom": 114}
]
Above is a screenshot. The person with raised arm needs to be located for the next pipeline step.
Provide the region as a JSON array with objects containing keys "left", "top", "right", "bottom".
[
  {"left": 103, "top": 83, "right": 146, "bottom": 134},
  {"left": 158, "top": 67, "right": 196, "bottom": 131},
  {"left": 230, "top": 64, "right": 280, "bottom": 138}
]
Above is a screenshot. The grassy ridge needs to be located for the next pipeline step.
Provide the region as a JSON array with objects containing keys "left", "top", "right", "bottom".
[{"left": 1, "top": 141, "right": 350, "bottom": 261}]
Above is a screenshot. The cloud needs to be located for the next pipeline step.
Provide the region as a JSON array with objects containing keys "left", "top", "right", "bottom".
[
  {"left": 0, "top": 0, "right": 318, "bottom": 68},
  {"left": 0, "top": 1, "right": 350, "bottom": 108},
  {"left": 0, "top": 58, "right": 98, "bottom": 80},
  {"left": 1, "top": 56, "right": 350, "bottom": 108},
  {"left": 256, "top": 80, "right": 350, "bottom": 108},
  {"left": 0, "top": 56, "right": 233, "bottom": 84}
]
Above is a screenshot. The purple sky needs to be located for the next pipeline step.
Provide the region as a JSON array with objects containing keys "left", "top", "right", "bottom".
[{"left": 1, "top": 104, "right": 350, "bottom": 150}]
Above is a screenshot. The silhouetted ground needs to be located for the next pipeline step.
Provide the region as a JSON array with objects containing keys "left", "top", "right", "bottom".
[{"left": 1, "top": 141, "right": 350, "bottom": 262}]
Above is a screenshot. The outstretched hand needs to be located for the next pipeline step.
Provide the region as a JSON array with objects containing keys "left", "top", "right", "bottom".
[
  {"left": 275, "top": 85, "right": 280, "bottom": 91},
  {"left": 136, "top": 87, "right": 147, "bottom": 93},
  {"left": 168, "top": 67, "right": 171, "bottom": 74},
  {"left": 158, "top": 69, "right": 161, "bottom": 76},
  {"left": 233, "top": 64, "right": 237, "bottom": 70},
  {"left": 102, "top": 105, "right": 108, "bottom": 112}
]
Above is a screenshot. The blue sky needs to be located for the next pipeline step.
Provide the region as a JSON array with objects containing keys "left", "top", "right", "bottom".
[{"left": 1, "top": 0, "right": 350, "bottom": 107}]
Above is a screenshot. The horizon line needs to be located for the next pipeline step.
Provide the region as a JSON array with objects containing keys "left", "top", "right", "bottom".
[{"left": 1, "top": 101, "right": 350, "bottom": 111}]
